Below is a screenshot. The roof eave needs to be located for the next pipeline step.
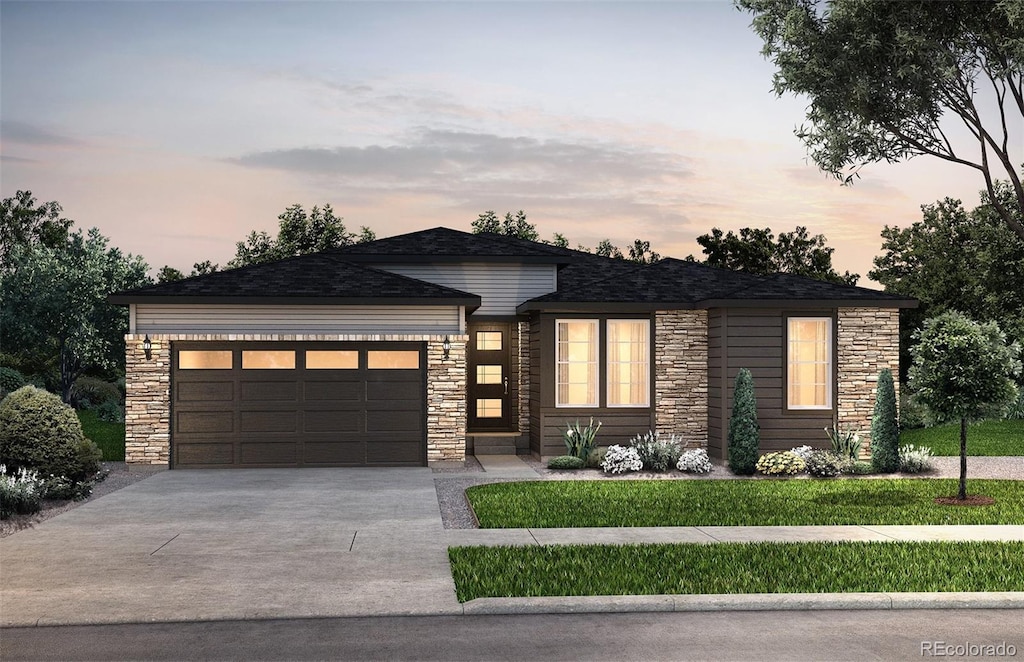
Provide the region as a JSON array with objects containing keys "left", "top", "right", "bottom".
[
  {"left": 336, "top": 254, "right": 569, "bottom": 266},
  {"left": 516, "top": 301, "right": 696, "bottom": 313},
  {"left": 108, "top": 294, "right": 482, "bottom": 307},
  {"left": 696, "top": 298, "right": 919, "bottom": 309}
]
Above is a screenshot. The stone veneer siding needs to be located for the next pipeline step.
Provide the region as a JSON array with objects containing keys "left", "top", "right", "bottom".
[
  {"left": 654, "top": 310, "right": 709, "bottom": 448},
  {"left": 124, "top": 333, "right": 468, "bottom": 466},
  {"left": 517, "top": 321, "right": 530, "bottom": 435},
  {"left": 836, "top": 308, "right": 900, "bottom": 455}
]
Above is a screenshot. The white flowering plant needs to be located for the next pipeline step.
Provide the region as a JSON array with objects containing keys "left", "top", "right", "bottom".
[
  {"left": 629, "top": 430, "right": 683, "bottom": 472},
  {"left": 676, "top": 448, "right": 712, "bottom": 474},
  {"left": 600, "top": 445, "right": 643, "bottom": 474},
  {"left": 790, "top": 445, "right": 814, "bottom": 462},
  {"left": 899, "top": 444, "right": 935, "bottom": 473},
  {"left": 0, "top": 465, "right": 44, "bottom": 519}
]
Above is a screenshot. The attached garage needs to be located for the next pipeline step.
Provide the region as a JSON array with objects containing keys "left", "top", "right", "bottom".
[{"left": 171, "top": 342, "right": 426, "bottom": 468}]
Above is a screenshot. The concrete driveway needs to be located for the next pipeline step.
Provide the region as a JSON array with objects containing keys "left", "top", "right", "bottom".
[{"left": 0, "top": 469, "right": 462, "bottom": 626}]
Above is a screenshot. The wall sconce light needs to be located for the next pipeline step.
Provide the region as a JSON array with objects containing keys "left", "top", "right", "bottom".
[
  {"left": 143, "top": 335, "right": 152, "bottom": 360},
  {"left": 442, "top": 335, "right": 451, "bottom": 360}
]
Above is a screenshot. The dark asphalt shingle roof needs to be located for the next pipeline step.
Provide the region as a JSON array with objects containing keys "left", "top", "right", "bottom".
[
  {"left": 330, "top": 227, "right": 569, "bottom": 263},
  {"left": 109, "top": 253, "right": 481, "bottom": 305}
]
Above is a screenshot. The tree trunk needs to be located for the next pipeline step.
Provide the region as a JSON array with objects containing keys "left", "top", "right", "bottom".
[{"left": 958, "top": 417, "right": 968, "bottom": 500}]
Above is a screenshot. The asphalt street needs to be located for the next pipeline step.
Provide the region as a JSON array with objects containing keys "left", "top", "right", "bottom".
[{"left": 3, "top": 609, "right": 1022, "bottom": 661}]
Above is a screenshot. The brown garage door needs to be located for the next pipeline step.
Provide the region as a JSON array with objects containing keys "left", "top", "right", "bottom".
[{"left": 171, "top": 342, "right": 426, "bottom": 468}]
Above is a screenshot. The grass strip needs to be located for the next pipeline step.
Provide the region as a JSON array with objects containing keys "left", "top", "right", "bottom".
[
  {"left": 466, "top": 479, "right": 1024, "bottom": 528},
  {"left": 77, "top": 409, "right": 126, "bottom": 462},
  {"left": 449, "top": 541, "right": 1024, "bottom": 602},
  {"left": 900, "top": 420, "right": 1024, "bottom": 456}
]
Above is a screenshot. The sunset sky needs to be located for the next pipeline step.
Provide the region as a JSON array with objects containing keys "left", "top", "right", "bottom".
[{"left": 0, "top": 1, "right": 1004, "bottom": 285}]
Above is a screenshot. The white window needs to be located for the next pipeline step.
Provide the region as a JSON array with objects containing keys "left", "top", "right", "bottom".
[
  {"left": 607, "top": 320, "right": 650, "bottom": 407},
  {"left": 556, "top": 320, "right": 598, "bottom": 407},
  {"left": 787, "top": 317, "right": 832, "bottom": 409}
]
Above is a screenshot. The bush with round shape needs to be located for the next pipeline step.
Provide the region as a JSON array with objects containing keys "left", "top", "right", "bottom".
[
  {"left": 845, "top": 460, "right": 875, "bottom": 475},
  {"left": 586, "top": 446, "right": 608, "bottom": 469},
  {"left": 600, "top": 445, "right": 643, "bottom": 474},
  {"left": 95, "top": 400, "right": 124, "bottom": 423},
  {"left": 805, "top": 450, "right": 843, "bottom": 478},
  {"left": 0, "top": 367, "right": 27, "bottom": 397},
  {"left": 70, "top": 376, "right": 121, "bottom": 410},
  {"left": 0, "top": 385, "right": 100, "bottom": 480},
  {"left": 676, "top": 448, "right": 712, "bottom": 474},
  {"left": 547, "top": 455, "right": 586, "bottom": 470},
  {"left": 755, "top": 451, "right": 806, "bottom": 476}
]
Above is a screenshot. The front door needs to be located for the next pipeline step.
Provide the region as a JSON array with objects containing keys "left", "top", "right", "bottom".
[{"left": 467, "top": 323, "right": 515, "bottom": 431}]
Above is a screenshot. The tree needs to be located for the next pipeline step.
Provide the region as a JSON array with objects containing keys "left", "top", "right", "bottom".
[
  {"left": 738, "top": 0, "right": 1024, "bottom": 241},
  {"left": 870, "top": 368, "right": 899, "bottom": 473},
  {"left": 1, "top": 190, "right": 72, "bottom": 270},
  {"left": 870, "top": 185, "right": 1024, "bottom": 378},
  {"left": 909, "top": 312, "right": 1020, "bottom": 500},
  {"left": 156, "top": 266, "right": 185, "bottom": 283},
  {"left": 690, "top": 226, "right": 858, "bottom": 284},
  {"left": 1, "top": 228, "right": 151, "bottom": 402},
  {"left": 626, "top": 239, "right": 661, "bottom": 264},
  {"left": 228, "top": 203, "right": 358, "bottom": 268},
  {"left": 594, "top": 239, "right": 623, "bottom": 259},
  {"left": 471, "top": 210, "right": 539, "bottom": 241},
  {"left": 190, "top": 260, "right": 219, "bottom": 276},
  {"left": 728, "top": 368, "right": 761, "bottom": 475}
]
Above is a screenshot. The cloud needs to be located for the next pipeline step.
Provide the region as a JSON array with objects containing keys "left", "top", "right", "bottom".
[
  {"left": 0, "top": 154, "right": 37, "bottom": 163},
  {"left": 1, "top": 120, "right": 82, "bottom": 147}
]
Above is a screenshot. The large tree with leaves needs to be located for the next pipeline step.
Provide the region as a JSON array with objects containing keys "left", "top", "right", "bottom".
[
  {"left": 738, "top": 0, "right": 1024, "bottom": 241},
  {"left": 1, "top": 190, "right": 73, "bottom": 270},
  {"left": 689, "top": 225, "right": 858, "bottom": 284},
  {"left": 1, "top": 227, "right": 151, "bottom": 402},
  {"left": 228, "top": 203, "right": 373, "bottom": 268}
]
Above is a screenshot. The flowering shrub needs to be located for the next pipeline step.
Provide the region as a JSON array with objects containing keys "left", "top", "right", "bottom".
[
  {"left": 563, "top": 418, "right": 602, "bottom": 460},
  {"left": 825, "top": 426, "right": 862, "bottom": 462},
  {"left": 804, "top": 450, "right": 843, "bottom": 478},
  {"left": 547, "top": 455, "right": 585, "bottom": 470},
  {"left": 676, "top": 448, "right": 712, "bottom": 474},
  {"left": 899, "top": 444, "right": 935, "bottom": 473},
  {"left": 790, "top": 445, "right": 814, "bottom": 462},
  {"left": 0, "top": 465, "right": 44, "bottom": 519},
  {"left": 756, "top": 451, "right": 806, "bottom": 476},
  {"left": 601, "top": 445, "right": 643, "bottom": 474},
  {"left": 629, "top": 431, "right": 683, "bottom": 472}
]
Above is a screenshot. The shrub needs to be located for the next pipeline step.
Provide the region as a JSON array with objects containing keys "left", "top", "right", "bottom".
[
  {"left": 899, "top": 389, "right": 930, "bottom": 430},
  {"left": 676, "top": 448, "right": 712, "bottom": 474},
  {"left": 728, "top": 368, "right": 760, "bottom": 475},
  {"left": 845, "top": 460, "right": 875, "bottom": 475},
  {"left": 0, "top": 385, "right": 100, "bottom": 480},
  {"left": 825, "top": 426, "right": 862, "bottom": 462},
  {"left": 1004, "top": 388, "right": 1024, "bottom": 420},
  {"left": 790, "top": 445, "right": 813, "bottom": 462},
  {"left": 70, "top": 376, "right": 121, "bottom": 410},
  {"left": 756, "top": 451, "right": 806, "bottom": 476},
  {"left": 563, "top": 418, "right": 602, "bottom": 461},
  {"left": 805, "top": 450, "right": 843, "bottom": 478},
  {"left": 586, "top": 446, "right": 608, "bottom": 469},
  {"left": 871, "top": 369, "right": 900, "bottom": 472},
  {"left": 600, "top": 445, "right": 643, "bottom": 474},
  {"left": 0, "top": 367, "right": 27, "bottom": 397},
  {"left": 899, "top": 444, "right": 935, "bottom": 473},
  {"left": 547, "top": 455, "right": 586, "bottom": 470},
  {"left": 0, "top": 465, "right": 44, "bottom": 519},
  {"left": 42, "top": 468, "right": 107, "bottom": 501},
  {"left": 95, "top": 400, "right": 124, "bottom": 423},
  {"left": 629, "top": 431, "right": 683, "bottom": 472}
]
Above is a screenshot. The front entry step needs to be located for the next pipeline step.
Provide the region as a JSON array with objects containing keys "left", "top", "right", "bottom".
[{"left": 471, "top": 435, "right": 518, "bottom": 455}]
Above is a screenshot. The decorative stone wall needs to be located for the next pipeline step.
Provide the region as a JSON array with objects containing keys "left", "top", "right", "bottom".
[
  {"left": 124, "top": 333, "right": 468, "bottom": 466},
  {"left": 836, "top": 308, "right": 901, "bottom": 455},
  {"left": 654, "top": 310, "right": 709, "bottom": 448},
  {"left": 426, "top": 335, "right": 468, "bottom": 463},
  {"left": 517, "top": 321, "right": 530, "bottom": 435}
]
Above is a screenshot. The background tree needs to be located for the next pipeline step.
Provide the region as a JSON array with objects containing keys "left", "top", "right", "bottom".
[
  {"left": 870, "top": 184, "right": 1024, "bottom": 380},
  {"left": 870, "top": 368, "right": 899, "bottom": 473},
  {"left": 689, "top": 225, "right": 858, "bottom": 284},
  {"left": 909, "top": 312, "right": 1020, "bottom": 500},
  {"left": 594, "top": 239, "right": 623, "bottom": 259},
  {"left": 1, "top": 190, "right": 72, "bottom": 270},
  {"left": 728, "top": 368, "right": 761, "bottom": 475},
  {"left": 738, "top": 0, "right": 1024, "bottom": 241},
  {"left": 471, "top": 210, "right": 540, "bottom": 241},
  {"left": 228, "top": 203, "right": 364, "bottom": 268},
  {"left": 1, "top": 227, "right": 151, "bottom": 402},
  {"left": 156, "top": 266, "right": 185, "bottom": 283},
  {"left": 627, "top": 239, "right": 661, "bottom": 264}
]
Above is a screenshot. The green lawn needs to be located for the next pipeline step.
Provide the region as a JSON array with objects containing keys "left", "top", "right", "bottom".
[
  {"left": 448, "top": 541, "right": 1024, "bottom": 602},
  {"left": 77, "top": 409, "right": 125, "bottom": 462},
  {"left": 466, "top": 479, "right": 1024, "bottom": 528},
  {"left": 900, "top": 419, "right": 1024, "bottom": 456}
]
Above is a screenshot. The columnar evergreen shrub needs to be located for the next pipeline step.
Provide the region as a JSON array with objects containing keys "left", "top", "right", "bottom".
[
  {"left": 871, "top": 368, "right": 900, "bottom": 472},
  {"left": 0, "top": 386, "right": 101, "bottom": 480},
  {"left": 728, "top": 368, "right": 760, "bottom": 475}
]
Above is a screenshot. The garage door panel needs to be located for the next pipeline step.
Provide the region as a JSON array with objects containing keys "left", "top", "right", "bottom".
[
  {"left": 303, "top": 441, "right": 365, "bottom": 465},
  {"left": 240, "top": 411, "right": 298, "bottom": 433},
  {"left": 240, "top": 381, "right": 298, "bottom": 402},
  {"left": 366, "top": 410, "right": 422, "bottom": 432},
  {"left": 176, "top": 382, "right": 234, "bottom": 402},
  {"left": 177, "top": 411, "right": 234, "bottom": 434},
  {"left": 304, "top": 410, "right": 362, "bottom": 433},
  {"left": 367, "top": 440, "right": 422, "bottom": 465},
  {"left": 304, "top": 381, "right": 362, "bottom": 402},
  {"left": 176, "top": 443, "right": 234, "bottom": 466},
  {"left": 365, "top": 381, "right": 422, "bottom": 401},
  {"left": 240, "top": 441, "right": 298, "bottom": 465}
]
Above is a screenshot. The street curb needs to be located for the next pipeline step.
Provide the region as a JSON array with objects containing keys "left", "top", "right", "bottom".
[{"left": 461, "top": 592, "right": 1024, "bottom": 614}]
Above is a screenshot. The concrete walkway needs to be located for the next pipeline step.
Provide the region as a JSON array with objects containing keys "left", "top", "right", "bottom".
[{"left": 475, "top": 454, "right": 543, "bottom": 478}]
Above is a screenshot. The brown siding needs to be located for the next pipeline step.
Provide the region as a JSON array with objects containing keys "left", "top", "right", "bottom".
[
  {"left": 529, "top": 317, "right": 542, "bottom": 455},
  {"left": 707, "top": 309, "right": 725, "bottom": 459},
  {"left": 539, "top": 410, "right": 654, "bottom": 457}
]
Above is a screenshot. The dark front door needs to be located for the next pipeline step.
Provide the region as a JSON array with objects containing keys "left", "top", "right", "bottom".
[{"left": 467, "top": 323, "right": 515, "bottom": 431}]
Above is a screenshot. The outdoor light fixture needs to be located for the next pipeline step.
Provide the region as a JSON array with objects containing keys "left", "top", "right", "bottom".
[
  {"left": 143, "top": 335, "right": 152, "bottom": 360},
  {"left": 442, "top": 335, "right": 451, "bottom": 360}
]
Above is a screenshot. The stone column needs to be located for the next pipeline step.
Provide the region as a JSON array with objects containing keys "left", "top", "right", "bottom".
[
  {"left": 654, "top": 310, "right": 709, "bottom": 448},
  {"left": 124, "top": 334, "right": 171, "bottom": 466},
  {"left": 836, "top": 308, "right": 901, "bottom": 456},
  {"left": 426, "top": 335, "right": 468, "bottom": 464}
]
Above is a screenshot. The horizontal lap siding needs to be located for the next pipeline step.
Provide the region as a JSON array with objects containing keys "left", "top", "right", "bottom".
[
  {"left": 539, "top": 410, "right": 654, "bottom": 457},
  {"left": 136, "top": 305, "right": 461, "bottom": 334},
  {"left": 378, "top": 263, "right": 557, "bottom": 316}
]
